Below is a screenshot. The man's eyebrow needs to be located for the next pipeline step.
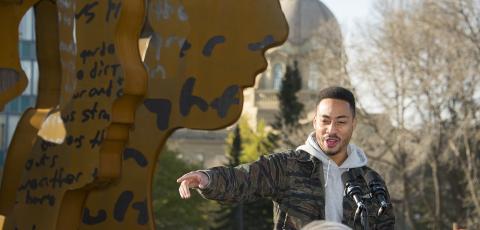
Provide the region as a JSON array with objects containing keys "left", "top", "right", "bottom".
[{"left": 320, "top": 115, "right": 349, "bottom": 119}]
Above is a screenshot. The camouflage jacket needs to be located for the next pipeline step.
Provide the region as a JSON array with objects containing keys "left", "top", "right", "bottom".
[{"left": 199, "top": 149, "right": 395, "bottom": 230}]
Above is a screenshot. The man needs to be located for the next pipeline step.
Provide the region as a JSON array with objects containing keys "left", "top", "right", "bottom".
[{"left": 177, "top": 86, "right": 395, "bottom": 229}]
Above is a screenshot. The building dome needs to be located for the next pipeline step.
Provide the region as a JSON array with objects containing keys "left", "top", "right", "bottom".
[{"left": 280, "top": 0, "right": 339, "bottom": 45}]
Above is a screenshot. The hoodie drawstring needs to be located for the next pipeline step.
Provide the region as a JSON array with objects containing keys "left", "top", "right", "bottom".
[{"left": 324, "top": 160, "right": 331, "bottom": 188}]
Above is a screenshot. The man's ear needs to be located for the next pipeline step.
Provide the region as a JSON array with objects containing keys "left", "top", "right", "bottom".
[{"left": 312, "top": 115, "right": 317, "bottom": 129}]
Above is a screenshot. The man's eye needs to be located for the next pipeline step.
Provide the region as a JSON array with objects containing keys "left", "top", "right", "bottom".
[
  {"left": 337, "top": 121, "right": 347, "bottom": 124},
  {"left": 322, "top": 120, "right": 330, "bottom": 124}
]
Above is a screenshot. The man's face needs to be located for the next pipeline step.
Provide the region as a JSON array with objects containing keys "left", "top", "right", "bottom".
[{"left": 313, "top": 98, "right": 356, "bottom": 157}]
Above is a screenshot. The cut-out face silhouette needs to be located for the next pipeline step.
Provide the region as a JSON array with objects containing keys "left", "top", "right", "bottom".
[
  {"left": 3, "top": 0, "right": 147, "bottom": 229},
  {"left": 0, "top": 0, "right": 39, "bottom": 110},
  {"left": 79, "top": 0, "right": 288, "bottom": 229},
  {"left": 0, "top": 0, "right": 57, "bottom": 224},
  {"left": 136, "top": 0, "right": 288, "bottom": 131},
  {"left": 1, "top": 0, "right": 287, "bottom": 229}
]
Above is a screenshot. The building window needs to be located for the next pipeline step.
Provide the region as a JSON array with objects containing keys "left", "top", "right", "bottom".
[
  {"left": 0, "top": 7, "right": 37, "bottom": 168},
  {"left": 5, "top": 98, "right": 19, "bottom": 114},
  {"left": 32, "top": 61, "right": 38, "bottom": 95},
  {"left": 4, "top": 96, "right": 35, "bottom": 114},
  {"left": 20, "top": 95, "right": 35, "bottom": 111},
  {"left": 19, "top": 40, "right": 37, "bottom": 60},
  {"left": 273, "top": 63, "right": 283, "bottom": 90}
]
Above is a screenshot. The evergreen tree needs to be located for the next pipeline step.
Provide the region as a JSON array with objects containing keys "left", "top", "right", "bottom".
[
  {"left": 276, "top": 61, "right": 303, "bottom": 127},
  {"left": 238, "top": 118, "right": 274, "bottom": 230},
  {"left": 239, "top": 118, "right": 274, "bottom": 163},
  {"left": 228, "top": 125, "right": 242, "bottom": 167},
  {"left": 211, "top": 121, "right": 275, "bottom": 230},
  {"left": 210, "top": 126, "right": 244, "bottom": 230},
  {"left": 270, "top": 61, "right": 305, "bottom": 149},
  {"left": 152, "top": 147, "right": 211, "bottom": 229}
]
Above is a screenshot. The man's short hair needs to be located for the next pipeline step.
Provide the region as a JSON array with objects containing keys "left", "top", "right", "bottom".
[{"left": 317, "top": 86, "right": 356, "bottom": 117}]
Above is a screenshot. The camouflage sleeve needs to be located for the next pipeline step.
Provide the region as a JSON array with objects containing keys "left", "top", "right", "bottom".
[
  {"left": 375, "top": 204, "right": 395, "bottom": 230},
  {"left": 196, "top": 152, "right": 290, "bottom": 203}
]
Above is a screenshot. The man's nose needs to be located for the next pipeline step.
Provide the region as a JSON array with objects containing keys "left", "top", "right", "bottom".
[{"left": 326, "top": 123, "right": 337, "bottom": 134}]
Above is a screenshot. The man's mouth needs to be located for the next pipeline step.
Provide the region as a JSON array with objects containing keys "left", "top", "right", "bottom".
[{"left": 324, "top": 138, "right": 339, "bottom": 148}]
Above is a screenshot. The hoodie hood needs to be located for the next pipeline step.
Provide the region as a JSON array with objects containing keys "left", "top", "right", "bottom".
[
  {"left": 296, "top": 132, "right": 368, "bottom": 169},
  {"left": 296, "top": 132, "right": 368, "bottom": 223}
]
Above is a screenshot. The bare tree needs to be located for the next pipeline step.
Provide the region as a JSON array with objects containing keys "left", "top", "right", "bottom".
[{"left": 351, "top": 0, "right": 480, "bottom": 229}]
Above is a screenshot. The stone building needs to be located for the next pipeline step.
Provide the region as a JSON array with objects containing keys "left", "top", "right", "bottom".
[{"left": 169, "top": 0, "right": 348, "bottom": 167}]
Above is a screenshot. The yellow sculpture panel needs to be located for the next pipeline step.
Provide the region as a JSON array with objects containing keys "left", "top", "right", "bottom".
[
  {"left": 79, "top": 0, "right": 288, "bottom": 229},
  {"left": 1, "top": 0, "right": 147, "bottom": 229},
  {"left": 0, "top": 0, "right": 39, "bottom": 110},
  {"left": 0, "top": 0, "right": 55, "bottom": 219},
  {"left": 0, "top": 0, "right": 288, "bottom": 229}
]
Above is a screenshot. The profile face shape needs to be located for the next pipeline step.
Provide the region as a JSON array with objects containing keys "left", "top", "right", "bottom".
[
  {"left": 79, "top": 0, "right": 289, "bottom": 229},
  {"left": 313, "top": 98, "right": 356, "bottom": 157},
  {"left": 1, "top": 0, "right": 288, "bottom": 228},
  {"left": 141, "top": 0, "right": 289, "bottom": 130},
  {"left": 0, "top": 1, "right": 39, "bottom": 110},
  {"left": 3, "top": 1, "right": 147, "bottom": 229}
]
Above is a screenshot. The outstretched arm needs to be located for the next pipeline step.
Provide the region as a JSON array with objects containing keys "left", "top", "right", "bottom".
[{"left": 177, "top": 152, "right": 290, "bottom": 203}]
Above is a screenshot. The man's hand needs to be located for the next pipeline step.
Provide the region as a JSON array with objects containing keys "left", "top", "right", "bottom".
[{"left": 176, "top": 171, "right": 209, "bottom": 199}]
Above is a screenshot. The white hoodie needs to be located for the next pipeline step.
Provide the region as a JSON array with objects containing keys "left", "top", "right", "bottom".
[{"left": 296, "top": 132, "right": 368, "bottom": 223}]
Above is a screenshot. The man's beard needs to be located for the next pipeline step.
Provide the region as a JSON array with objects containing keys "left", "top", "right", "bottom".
[{"left": 324, "top": 149, "right": 341, "bottom": 156}]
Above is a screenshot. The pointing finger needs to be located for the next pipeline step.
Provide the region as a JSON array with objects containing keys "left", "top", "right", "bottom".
[
  {"left": 177, "top": 172, "right": 195, "bottom": 183},
  {"left": 184, "top": 181, "right": 191, "bottom": 198},
  {"left": 181, "top": 180, "right": 191, "bottom": 199}
]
